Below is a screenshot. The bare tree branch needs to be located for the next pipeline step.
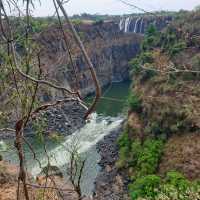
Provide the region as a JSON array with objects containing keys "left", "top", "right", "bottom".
[{"left": 56, "top": 0, "right": 101, "bottom": 119}]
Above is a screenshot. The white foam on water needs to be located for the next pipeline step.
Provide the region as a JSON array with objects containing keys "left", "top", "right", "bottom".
[
  {"left": 134, "top": 17, "right": 141, "bottom": 33},
  {"left": 28, "top": 113, "right": 124, "bottom": 176},
  {"left": 124, "top": 17, "right": 130, "bottom": 33}
]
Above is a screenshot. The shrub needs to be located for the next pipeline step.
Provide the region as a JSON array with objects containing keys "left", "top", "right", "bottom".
[
  {"left": 116, "top": 145, "right": 131, "bottom": 168},
  {"left": 72, "top": 19, "right": 82, "bottom": 25},
  {"left": 141, "top": 25, "right": 160, "bottom": 51},
  {"left": 140, "top": 52, "right": 154, "bottom": 64},
  {"left": 117, "top": 131, "right": 131, "bottom": 148},
  {"left": 128, "top": 93, "right": 142, "bottom": 112},
  {"left": 165, "top": 171, "right": 190, "bottom": 192},
  {"left": 129, "top": 57, "right": 142, "bottom": 75},
  {"left": 136, "top": 139, "right": 164, "bottom": 177},
  {"left": 140, "top": 70, "right": 157, "bottom": 82},
  {"left": 168, "top": 41, "right": 187, "bottom": 56},
  {"left": 130, "top": 140, "right": 142, "bottom": 166},
  {"left": 130, "top": 51, "right": 154, "bottom": 77},
  {"left": 129, "top": 175, "right": 161, "bottom": 200},
  {"left": 116, "top": 131, "right": 132, "bottom": 168}
]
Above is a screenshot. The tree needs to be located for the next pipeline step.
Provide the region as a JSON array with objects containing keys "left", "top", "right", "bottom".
[{"left": 0, "top": 0, "right": 101, "bottom": 199}]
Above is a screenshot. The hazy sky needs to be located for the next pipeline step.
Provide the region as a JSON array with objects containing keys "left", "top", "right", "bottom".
[{"left": 31, "top": 0, "right": 200, "bottom": 16}]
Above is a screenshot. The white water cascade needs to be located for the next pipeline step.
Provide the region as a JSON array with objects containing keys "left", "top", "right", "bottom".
[
  {"left": 124, "top": 17, "right": 131, "bottom": 33},
  {"left": 133, "top": 17, "right": 140, "bottom": 33},
  {"left": 1, "top": 113, "right": 124, "bottom": 194},
  {"left": 30, "top": 113, "right": 123, "bottom": 175},
  {"left": 119, "top": 16, "right": 144, "bottom": 34},
  {"left": 119, "top": 17, "right": 132, "bottom": 33},
  {"left": 119, "top": 18, "right": 125, "bottom": 31}
]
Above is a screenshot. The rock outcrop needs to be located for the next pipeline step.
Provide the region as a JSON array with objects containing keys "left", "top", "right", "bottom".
[
  {"left": 1, "top": 101, "right": 86, "bottom": 139},
  {"left": 94, "top": 124, "right": 130, "bottom": 200},
  {"left": 36, "top": 15, "right": 172, "bottom": 98}
]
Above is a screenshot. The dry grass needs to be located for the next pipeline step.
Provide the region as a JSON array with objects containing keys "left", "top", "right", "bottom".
[
  {"left": 159, "top": 132, "right": 200, "bottom": 180},
  {"left": 0, "top": 161, "right": 80, "bottom": 200}
]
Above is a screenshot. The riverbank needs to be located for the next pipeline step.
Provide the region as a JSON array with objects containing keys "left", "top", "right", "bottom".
[
  {"left": 1, "top": 81, "right": 131, "bottom": 199},
  {"left": 0, "top": 160, "right": 87, "bottom": 200},
  {"left": 94, "top": 120, "right": 130, "bottom": 200},
  {"left": 0, "top": 101, "right": 86, "bottom": 139}
]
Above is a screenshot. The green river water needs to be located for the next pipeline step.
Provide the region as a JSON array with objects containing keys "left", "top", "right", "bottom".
[
  {"left": 86, "top": 81, "right": 131, "bottom": 116},
  {"left": 1, "top": 81, "right": 131, "bottom": 195}
]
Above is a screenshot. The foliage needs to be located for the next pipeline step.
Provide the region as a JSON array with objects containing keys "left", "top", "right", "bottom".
[
  {"left": 32, "top": 117, "right": 48, "bottom": 142},
  {"left": 117, "top": 131, "right": 165, "bottom": 199},
  {"left": 127, "top": 139, "right": 167, "bottom": 199},
  {"left": 168, "top": 41, "right": 187, "bottom": 56},
  {"left": 129, "top": 175, "right": 161, "bottom": 200},
  {"left": 48, "top": 132, "right": 64, "bottom": 143},
  {"left": 141, "top": 25, "right": 160, "bottom": 51},
  {"left": 164, "top": 171, "right": 190, "bottom": 192},
  {"left": 135, "top": 139, "right": 164, "bottom": 177},
  {"left": 128, "top": 93, "right": 142, "bottom": 112},
  {"left": 129, "top": 171, "right": 200, "bottom": 200},
  {"left": 117, "top": 128, "right": 164, "bottom": 175},
  {"left": 72, "top": 19, "right": 83, "bottom": 25},
  {"left": 116, "top": 131, "right": 132, "bottom": 168},
  {"left": 130, "top": 51, "right": 157, "bottom": 82},
  {"left": 126, "top": 10, "right": 200, "bottom": 200},
  {"left": 140, "top": 70, "right": 157, "bottom": 82},
  {"left": 129, "top": 57, "right": 142, "bottom": 75}
]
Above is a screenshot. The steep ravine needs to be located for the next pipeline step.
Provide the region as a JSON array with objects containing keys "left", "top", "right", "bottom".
[
  {"left": 0, "top": 15, "right": 174, "bottom": 200},
  {"left": 36, "top": 16, "right": 172, "bottom": 99}
]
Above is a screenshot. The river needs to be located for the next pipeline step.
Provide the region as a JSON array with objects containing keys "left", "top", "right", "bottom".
[{"left": 0, "top": 81, "right": 130, "bottom": 195}]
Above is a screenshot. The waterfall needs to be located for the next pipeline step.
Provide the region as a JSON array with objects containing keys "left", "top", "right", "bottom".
[
  {"left": 119, "top": 18, "right": 124, "bottom": 31},
  {"left": 134, "top": 17, "right": 141, "bottom": 33},
  {"left": 140, "top": 18, "right": 144, "bottom": 33},
  {"left": 119, "top": 16, "right": 141, "bottom": 33},
  {"left": 124, "top": 17, "right": 130, "bottom": 33},
  {"left": 29, "top": 113, "right": 123, "bottom": 176}
]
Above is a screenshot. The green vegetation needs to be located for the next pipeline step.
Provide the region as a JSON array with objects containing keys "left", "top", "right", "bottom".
[
  {"left": 117, "top": 130, "right": 200, "bottom": 200},
  {"left": 141, "top": 24, "right": 160, "bottom": 51},
  {"left": 134, "top": 139, "right": 163, "bottom": 177},
  {"left": 160, "top": 27, "right": 187, "bottom": 56},
  {"left": 128, "top": 93, "right": 142, "bottom": 113},
  {"left": 129, "top": 175, "right": 161, "bottom": 200},
  {"left": 117, "top": 130, "right": 164, "bottom": 173},
  {"left": 118, "top": 10, "right": 200, "bottom": 200},
  {"left": 129, "top": 171, "right": 200, "bottom": 200},
  {"left": 32, "top": 117, "right": 48, "bottom": 142},
  {"left": 72, "top": 19, "right": 83, "bottom": 25}
]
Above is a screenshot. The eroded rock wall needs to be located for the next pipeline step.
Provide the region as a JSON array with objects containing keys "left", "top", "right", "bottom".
[{"left": 36, "top": 16, "right": 172, "bottom": 99}]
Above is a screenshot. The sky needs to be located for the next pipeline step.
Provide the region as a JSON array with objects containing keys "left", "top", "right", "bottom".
[{"left": 28, "top": 0, "right": 200, "bottom": 16}]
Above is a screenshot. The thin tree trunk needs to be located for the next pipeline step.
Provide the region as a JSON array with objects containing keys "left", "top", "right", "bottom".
[{"left": 56, "top": 0, "right": 101, "bottom": 119}]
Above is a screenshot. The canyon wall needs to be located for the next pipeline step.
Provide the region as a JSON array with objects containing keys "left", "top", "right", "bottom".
[{"left": 37, "top": 15, "right": 172, "bottom": 98}]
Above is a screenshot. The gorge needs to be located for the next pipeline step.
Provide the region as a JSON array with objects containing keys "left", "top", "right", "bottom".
[
  {"left": 36, "top": 14, "right": 172, "bottom": 99},
  {"left": 0, "top": 13, "right": 173, "bottom": 199},
  {"left": 1, "top": 7, "right": 200, "bottom": 200}
]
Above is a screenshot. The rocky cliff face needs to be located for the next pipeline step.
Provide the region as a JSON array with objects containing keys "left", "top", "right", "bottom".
[{"left": 36, "top": 16, "right": 172, "bottom": 98}]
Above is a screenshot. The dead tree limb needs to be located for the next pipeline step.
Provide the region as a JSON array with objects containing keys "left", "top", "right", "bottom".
[{"left": 56, "top": 0, "right": 101, "bottom": 119}]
